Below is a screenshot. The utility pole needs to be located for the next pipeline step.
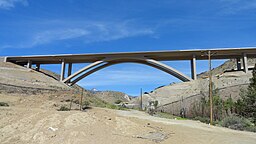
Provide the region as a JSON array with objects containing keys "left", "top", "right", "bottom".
[
  {"left": 140, "top": 88, "right": 143, "bottom": 111},
  {"left": 201, "top": 50, "right": 216, "bottom": 125},
  {"left": 208, "top": 50, "right": 213, "bottom": 125}
]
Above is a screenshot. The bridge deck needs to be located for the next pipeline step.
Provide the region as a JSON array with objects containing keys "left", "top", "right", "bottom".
[{"left": 5, "top": 47, "right": 256, "bottom": 64}]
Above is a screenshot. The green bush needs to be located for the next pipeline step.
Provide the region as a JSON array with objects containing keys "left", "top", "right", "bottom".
[
  {"left": 58, "top": 105, "right": 70, "bottom": 111},
  {"left": 82, "top": 100, "right": 90, "bottom": 110},
  {"left": 193, "top": 116, "right": 210, "bottom": 124},
  {"left": 0, "top": 102, "right": 9, "bottom": 107},
  {"left": 155, "top": 112, "right": 187, "bottom": 120},
  {"left": 221, "top": 116, "right": 252, "bottom": 131},
  {"left": 83, "top": 101, "right": 90, "bottom": 107},
  {"left": 114, "top": 100, "right": 122, "bottom": 104},
  {"left": 105, "top": 103, "right": 128, "bottom": 110},
  {"left": 236, "top": 64, "right": 256, "bottom": 124}
]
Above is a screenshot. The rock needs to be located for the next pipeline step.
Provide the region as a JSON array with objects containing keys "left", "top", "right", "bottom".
[{"left": 48, "top": 127, "right": 58, "bottom": 132}]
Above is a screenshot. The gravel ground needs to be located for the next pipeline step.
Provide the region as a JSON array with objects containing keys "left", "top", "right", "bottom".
[{"left": 0, "top": 94, "right": 256, "bottom": 144}]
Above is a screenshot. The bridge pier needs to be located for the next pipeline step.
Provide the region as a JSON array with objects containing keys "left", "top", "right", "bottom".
[
  {"left": 60, "top": 60, "right": 66, "bottom": 81},
  {"left": 67, "top": 63, "right": 72, "bottom": 82},
  {"left": 242, "top": 53, "right": 248, "bottom": 73},
  {"left": 4, "top": 57, "right": 8, "bottom": 62},
  {"left": 27, "top": 60, "right": 32, "bottom": 68},
  {"left": 36, "top": 64, "right": 40, "bottom": 71},
  {"left": 236, "top": 58, "right": 241, "bottom": 71},
  {"left": 68, "top": 63, "right": 72, "bottom": 77},
  {"left": 191, "top": 55, "right": 197, "bottom": 80}
]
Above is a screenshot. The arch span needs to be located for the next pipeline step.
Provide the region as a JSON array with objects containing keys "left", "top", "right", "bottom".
[{"left": 62, "top": 57, "right": 192, "bottom": 85}]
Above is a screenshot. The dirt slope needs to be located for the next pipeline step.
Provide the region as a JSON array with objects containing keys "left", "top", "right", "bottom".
[
  {"left": 0, "top": 62, "right": 129, "bottom": 105},
  {"left": 0, "top": 62, "right": 68, "bottom": 91},
  {"left": 131, "top": 59, "right": 256, "bottom": 116},
  {"left": 0, "top": 95, "right": 255, "bottom": 144}
]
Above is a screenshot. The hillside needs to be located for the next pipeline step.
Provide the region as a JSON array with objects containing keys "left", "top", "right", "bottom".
[
  {"left": 198, "top": 58, "right": 256, "bottom": 78},
  {"left": 130, "top": 58, "right": 256, "bottom": 117},
  {"left": 0, "top": 62, "right": 129, "bottom": 107}
]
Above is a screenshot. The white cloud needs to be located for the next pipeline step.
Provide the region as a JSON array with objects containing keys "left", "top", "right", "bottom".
[
  {"left": 32, "top": 28, "right": 89, "bottom": 46},
  {"left": 1, "top": 20, "right": 154, "bottom": 48},
  {"left": 220, "top": 0, "right": 256, "bottom": 14},
  {"left": 81, "top": 21, "right": 154, "bottom": 43},
  {"left": 0, "top": 0, "right": 28, "bottom": 9}
]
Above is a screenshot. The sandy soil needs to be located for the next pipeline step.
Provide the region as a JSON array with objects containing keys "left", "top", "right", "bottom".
[{"left": 0, "top": 95, "right": 256, "bottom": 144}]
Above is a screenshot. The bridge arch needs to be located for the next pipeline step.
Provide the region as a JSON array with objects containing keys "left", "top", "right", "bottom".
[{"left": 62, "top": 57, "right": 192, "bottom": 86}]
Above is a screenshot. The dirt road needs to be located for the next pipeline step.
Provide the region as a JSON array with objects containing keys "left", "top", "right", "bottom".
[{"left": 0, "top": 105, "right": 256, "bottom": 144}]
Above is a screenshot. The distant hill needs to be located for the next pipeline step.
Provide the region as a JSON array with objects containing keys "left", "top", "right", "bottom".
[{"left": 130, "top": 58, "right": 256, "bottom": 117}]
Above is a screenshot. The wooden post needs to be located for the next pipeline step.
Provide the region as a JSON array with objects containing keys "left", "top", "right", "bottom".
[
  {"left": 70, "top": 99, "right": 73, "bottom": 111},
  {"left": 140, "top": 88, "right": 143, "bottom": 111},
  {"left": 80, "top": 89, "right": 83, "bottom": 111},
  {"left": 208, "top": 51, "right": 213, "bottom": 125}
]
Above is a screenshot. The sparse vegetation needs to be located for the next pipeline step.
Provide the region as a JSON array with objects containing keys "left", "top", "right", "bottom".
[
  {"left": 58, "top": 105, "right": 70, "bottom": 111},
  {"left": 114, "top": 99, "right": 122, "bottom": 104},
  {"left": 106, "top": 103, "right": 128, "bottom": 110},
  {"left": 193, "top": 116, "right": 210, "bottom": 124},
  {"left": 83, "top": 100, "right": 90, "bottom": 107},
  {"left": 155, "top": 112, "right": 187, "bottom": 120},
  {"left": 81, "top": 100, "right": 90, "bottom": 110},
  {"left": 188, "top": 64, "right": 256, "bottom": 132},
  {"left": 0, "top": 102, "right": 9, "bottom": 107},
  {"left": 235, "top": 64, "right": 256, "bottom": 124},
  {"left": 147, "top": 100, "right": 159, "bottom": 115},
  {"left": 220, "top": 116, "right": 254, "bottom": 132}
]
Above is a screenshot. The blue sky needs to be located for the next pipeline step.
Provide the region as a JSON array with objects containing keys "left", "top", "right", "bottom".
[{"left": 0, "top": 0, "right": 255, "bottom": 96}]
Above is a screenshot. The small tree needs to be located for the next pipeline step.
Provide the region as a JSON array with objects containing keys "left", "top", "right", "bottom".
[
  {"left": 238, "top": 64, "right": 256, "bottom": 124},
  {"left": 213, "top": 94, "right": 223, "bottom": 121},
  {"left": 211, "top": 85, "right": 223, "bottom": 121},
  {"left": 244, "top": 64, "right": 256, "bottom": 123},
  {"left": 153, "top": 100, "right": 158, "bottom": 108},
  {"left": 224, "top": 95, "right": 234, "bottom": 116},
  {"left": 200, "top": 96, "right": 208, "bottom": 117},
  {"left": 234, "top": 99, "right": 244, "bottom": 115}
]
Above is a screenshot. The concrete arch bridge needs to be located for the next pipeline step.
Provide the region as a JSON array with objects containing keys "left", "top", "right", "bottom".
[{"left": 4, "top": 47, "right": 256, "bottom": 86}]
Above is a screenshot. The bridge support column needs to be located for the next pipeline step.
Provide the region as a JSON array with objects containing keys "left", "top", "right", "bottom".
[
  {"left": 27, "top": 60, "right": 32, "bottom": 68},
  {"left": 36, "top": 64, "right": 40, "bottom": 71},
  {"left": 60, "top": 60, "right": 66, "bottom": 81},
  {"left": 4, "top": 57, "right": 8, "bottom": 62},
  {"left": 67, "top": 63, "right": 72, "bottom": 82},
  {"left": 68, "top": 63, "right": 72, "bottom": 76},
  {"left": 242, "top": 53, "right": 248, "bottom": 73},
  {"left": 191, "top": 55, "right": 197, "bottom": 80},
  {"left": 236, "top": 58, "right": 241, "bottom": 71}
]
